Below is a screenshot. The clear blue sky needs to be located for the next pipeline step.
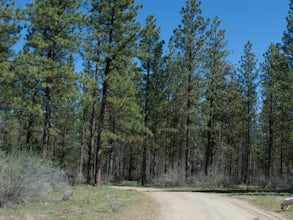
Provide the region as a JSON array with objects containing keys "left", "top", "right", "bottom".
[
  {"left": 136, "top": 0, "right": 289, "bottom": 66},
  {"left": 14, "top": 0, "right": 289, "bottom": 66}
]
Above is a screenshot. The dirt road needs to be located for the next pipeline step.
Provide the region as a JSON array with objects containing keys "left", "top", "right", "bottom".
[{"left": 115, "top": 187, "right": 286, "bottom": 220}]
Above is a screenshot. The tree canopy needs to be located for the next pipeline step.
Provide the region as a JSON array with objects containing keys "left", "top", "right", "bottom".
[{"left": 0, "top": 0, "right": 292, "bottom": 187}]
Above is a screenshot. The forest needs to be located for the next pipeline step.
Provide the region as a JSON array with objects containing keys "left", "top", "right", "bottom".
[{"left": 0, "top": 0, "right": 292, "bottom": 189}]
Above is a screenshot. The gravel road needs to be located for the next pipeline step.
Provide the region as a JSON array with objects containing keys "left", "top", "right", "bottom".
[{"left": 114, "top": 187, "right": 286, "bottom": 220}]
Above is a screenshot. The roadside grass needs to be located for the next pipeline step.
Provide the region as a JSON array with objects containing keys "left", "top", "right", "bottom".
[
  {"left": 0, "top": 185, "right": 147, "bottom": 220},
  {"left": 2, "top": 183, "right": 290, "bottom": 219},
  {"left": 234, "top": 194, "right": 293, "bottom": 220}
]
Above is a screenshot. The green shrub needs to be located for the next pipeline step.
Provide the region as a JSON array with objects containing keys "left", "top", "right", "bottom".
[{"left": 0, "top": 152, "right": 70, "bottom": 207}]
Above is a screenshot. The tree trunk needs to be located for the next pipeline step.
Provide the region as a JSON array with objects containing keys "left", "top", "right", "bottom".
[
  {"left": 79, "top": 109, "right": 86, "bottom": 184},
  {"left": 87, "top": 86, "right": 97, "bottom": 185},
  {"left": 205, "top": 97, "right": 214, "bottom": 176},
  {"left": 267, "top": 94, "right": 273, "bottom": 177},
  {"left": 95, "top": 58, "right": 110, "bottom": 186},
  {"left": 26, "top": 89, "right": 38, "bottom": 151},
  {"left": 42, "top": 77, "right": 52, "bottom": 159},
  {"left": 87, "top": 43, "right": 101, "bottom": 184},
  {"left": 185, "top": 72, "right": 192, "bottom": 179},
  {"left": 128, "top": 143, "right": 134, "bottom": 181},
  {"left": 60, "top": 129, "right": 66, "bottom": 169},
  {"left": 142, "top": 61, "right": 151, "bottom": 185},
  {"left": 245, "top": 99, "right": 252, "bottom": 185}
]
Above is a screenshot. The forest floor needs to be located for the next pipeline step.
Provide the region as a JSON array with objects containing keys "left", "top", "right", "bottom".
[{"left": 114, "top": 186, "right": 292, "bottom": 220}]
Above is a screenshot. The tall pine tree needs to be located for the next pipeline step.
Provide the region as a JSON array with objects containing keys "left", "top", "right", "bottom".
[
  {"left": 238, "top": 41, "right": 258, "bottom": 184},
  {"left": 171, "top": 0, "right": 207, "bottom": 178},
  {"left": 138, "top": 15, "right": 165, "bottom": 184},
  {"left": 203, "top": 17, "right": 230, "bottom": 175},
  {"left": 87, "top": 0, "right": 144, "bottom": 186},
  {"left": 281, "top": 0, "right": 293, "bottom": 176},
  {"left": 0, "top": 0, "right": 24, "bottom": 152},
  {"left": 261, "top": 44, "right": 292, "bottom": 177},
  {"left": 25, "top": 0, "right": 82, "bottom": 158}
]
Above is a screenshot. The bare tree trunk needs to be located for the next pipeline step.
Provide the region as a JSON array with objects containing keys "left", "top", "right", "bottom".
[
  {"left": 245, "top": 99, "right": 252, "bottom": 186},
  {"left": 107, "top": 117, "right": 116, "bottom": 180},
  {"left": 60, "top": 129, "right": 66, "bottom": 169},
  {"left": 26, "top": 89, "right": 38, "bottom": 152},
  {"left": 87, "top": 41, "right": 101, "bottom": 184},
  {"left": 95, "top": 58, "right": 110, "bottom": 186},
  {"left": 128, "top": 143, "right": 134, "bottom": 181},
  {"left": 42, "top": 77, "right": 52, "bottom": 159},
  {"left": 280, "top": 134, "right": 284, "bottom": 175},
  {"left": 164, "top": 136, "right": 168, "bottom": 174},
  {"left": 205, "top": 97, "right": 214, "bottom": 176},
  {"left": 87, "top": 87, "right": 97, "bottom": 185},
  {"left": 185, "top": 72, "right": 192, "bottom": 179},
  {"left": 268, "top": 94, "right": 274, "bottom": 177},
  {"left": 79, "top": 109, "right": 86, "bottom": 184}
]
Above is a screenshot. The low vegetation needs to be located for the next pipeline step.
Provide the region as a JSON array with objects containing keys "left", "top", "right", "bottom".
[
  {"left": 151, "top": 168, "right": 293, "bottom": 191},
  {"left": 235, "top": 194, "right": 293, "bottom": 220},
  {"left": 0, "top": 153, "right": 69, "bottom": 208},
  {"left": 0, "top": 153, "right": 155, "bottom": 220},
  {"left": 0, "top": 185, "right": 153, "bottom": 220}
]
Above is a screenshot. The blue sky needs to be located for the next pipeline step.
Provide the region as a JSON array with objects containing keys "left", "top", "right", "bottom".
[
  {"left": 136, "top": 0, "right": 289, "bottom": 66},
  {"left": 14, "top": 0, "right": 289, "bottom": 67}
]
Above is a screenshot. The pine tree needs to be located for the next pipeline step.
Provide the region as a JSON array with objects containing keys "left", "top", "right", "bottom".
[
  {"left": 203, "top": 17, "right": 230, "bottom": 175},
  {"left": 138, "top": 15, "right": 164, "bottom": 184},
  {"left": 77, "top": 63, "right": 94, "bottom": 183},
  {"left": 87, "top": 0, "right": 143, "bottom": 186},
  {"left": 0, "top": 0, "right": 23, "bottom": 151},
  {"left": 238, "top": 41, "right": 258, "bottom": 184},
  {"left": 82, "top": 38, "right": 100, "bottom": 184},
  {"left": 0, "top": 0, "right": 21, "bottom": 69},
  {"left": 163, "top": 42, "right": 186, "bottom": 171},
  {"left": 106, "top": 62, "right": 148, "bottom": 181},
  {"left": 25, "top": 0, "right": 82, "bottom": 158},
  {"left": 281, "top": 0, "right": 293, "bottom": 175},
  {"left": 261, "top": 44, "right": 292, "bottom": 177},
  {"left": 222, "top": 68, "right": 245, "bottom": 179},
  {"left": 282, "top": 0, "right": 293, "bottom": 67},
  {"left": 171, "top": 0, "right": 207, "bottom": 178}
]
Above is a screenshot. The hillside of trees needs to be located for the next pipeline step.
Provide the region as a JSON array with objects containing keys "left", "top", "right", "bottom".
[{"left": 0, "top": 0, "right": 292, "bottom": 188}]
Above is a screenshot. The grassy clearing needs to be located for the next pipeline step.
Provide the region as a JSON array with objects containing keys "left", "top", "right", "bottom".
[{"left": 0, "top": 185, "right": 150, "bottom": 220}]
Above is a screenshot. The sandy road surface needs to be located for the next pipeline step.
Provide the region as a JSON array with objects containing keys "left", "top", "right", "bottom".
[{"left": 114, "top": 187, "right": 286, "bottom": 220}]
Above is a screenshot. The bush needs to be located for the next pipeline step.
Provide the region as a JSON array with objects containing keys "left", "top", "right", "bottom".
[
  {"left": 152, "top": 168, "right": 186, "bottom": 187},
  {"left": 187, "top": 171, "right": 241, "bottom": 188},
  {"left": 0, "top": 152, "right": 70, "bottom": 207},
  {"left": 251, "top": 174, "right": 293, "bottom": 190}
]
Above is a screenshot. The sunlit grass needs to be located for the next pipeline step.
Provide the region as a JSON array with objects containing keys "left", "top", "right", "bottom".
[
  {"left": 0, "top": 185, "right": 145, "bottom": 220},
  {"left": 235, "top": 194, "right": 293, "bottom": 220}
]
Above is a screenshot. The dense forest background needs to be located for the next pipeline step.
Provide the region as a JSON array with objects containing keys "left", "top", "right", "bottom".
[{"left": 0, "top": 0, "right": 292, "bottom": 187}]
